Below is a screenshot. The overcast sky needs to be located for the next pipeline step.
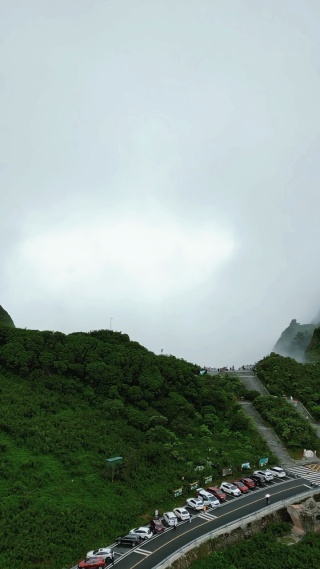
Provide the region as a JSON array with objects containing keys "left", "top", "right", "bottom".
[{"left": 1, "top": 0, "right": 320, "bottom": 367}]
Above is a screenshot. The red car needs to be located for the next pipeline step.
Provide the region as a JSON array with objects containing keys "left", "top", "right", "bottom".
[
  {"left": 206, "top": 486, "right": 226, "bottom": 502},
  {"left": 150, "top": 519, "right": 165, "bottom": 534},
  {"left": 232, "top": 480, "right": 249, "bottom": 493},
  {"left": 78, "top": 557, "right": 106, "bottom": 569},
  {"left": 237, "top": 477, "right": 256, "bottom": 489}
]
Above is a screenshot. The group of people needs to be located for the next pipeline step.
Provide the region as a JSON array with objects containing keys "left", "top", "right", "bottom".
[{"left": 203, "top": 365, "right": 256, "bottom": 372}]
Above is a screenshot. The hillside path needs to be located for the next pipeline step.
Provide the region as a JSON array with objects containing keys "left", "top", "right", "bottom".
[{"left": 209, "top": 369, "right": 320, "bottom": 467}]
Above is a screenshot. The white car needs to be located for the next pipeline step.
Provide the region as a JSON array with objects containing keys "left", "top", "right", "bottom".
[
  {"left": 173, "top": 507, "right": 190, "bottom": 521},
  {"left": 254, "top": 470, "right": 274, "bottom": 482},
  {"left": 163, "top": 511, "right": 178, "bottom": 526},
  {"left": 86, "top": 547, "right": 113, "bottom": 560},
  {"left": 129, "top": 526, "right": 153, "bottom": 540},
  {"left": 220, "top": 482, "right": 241, "bottom": 497},
  {"left": 197, "top": 489, "right": 220, "bottom": 508},
  {"left": 186, "top": 497, "right": 204, "bottom": 511},
  {"left": 268, "top": 466, "right": 286, "bottom": 478}
]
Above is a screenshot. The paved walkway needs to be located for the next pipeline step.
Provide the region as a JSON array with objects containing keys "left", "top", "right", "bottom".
[
  {"left": 239, "top": 400, "right": 294, "bottom": 466},
  {"left": 209, "top": 369, "right": 320, "bottom": 467}
]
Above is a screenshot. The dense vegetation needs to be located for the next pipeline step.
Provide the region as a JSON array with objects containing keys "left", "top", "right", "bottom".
[
  {"left": 256, "top": 353, "right": 320, "bottom": 420},
  {"left": 306, "top": 326, "right": 320, "bottom": 362},
  {"left": 0, "top": 326, "right": 275, "bottom": 569},
  {"left": 190, "top": 522, "right": 320, "bottom": 569},
  {"left": 0, "top": 305, "right": 15, "bottom": 327},
  {"left": 254, "top": 395, "right": 320, "bottom": 451}
]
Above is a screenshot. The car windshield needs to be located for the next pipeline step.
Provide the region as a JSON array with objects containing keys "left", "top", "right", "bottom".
[
  {"left": 229, "top": 485, "right": 237, "bottom": 489},
  {"left": 181, "top": 509, "right": 188, "bottom": 514}
]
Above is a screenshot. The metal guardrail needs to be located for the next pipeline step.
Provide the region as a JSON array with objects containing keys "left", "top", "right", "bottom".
[{"left": 151, "top": 487, "right": 320, "bottom": 569}]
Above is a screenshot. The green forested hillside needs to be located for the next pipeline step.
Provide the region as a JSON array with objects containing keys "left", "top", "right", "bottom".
[
  {"left": 0, "top": 305, "right": 15, "bottom": 327},
  {"left": 306, "top": 326, "right": 320, "bottom": 362},
  {"left": 256, "top": 353, "right": 320, "bottom": 419},
  {"left": 190, "top": 522, "right": 320, "bottom": 569},
  {"left": 0, "top": 327, "right": 274, "bottom": 569}
]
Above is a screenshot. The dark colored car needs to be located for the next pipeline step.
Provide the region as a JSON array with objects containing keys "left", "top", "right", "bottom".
[
  {"left": 237, "top": 477, "right": 256, "bottom": 489},
  {"left": 251, "top": 473, "right": 266, "bottom": 486},
  {"left": 78, "top": 557, "right": 106, "bottom": 569},
  {"left": 150, "top": 519, "right": 165, "bottom": 534},
  {"left": 207, "top": 486, "right": 226, "bottom": 502},
  {"left": 231, "top": 480, "right": 249, "bottom": 493},
  {"left": 115, "top": 534, "right": 142, "bottom": 547}
]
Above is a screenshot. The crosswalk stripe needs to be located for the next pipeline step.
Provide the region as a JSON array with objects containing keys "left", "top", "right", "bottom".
[
  {"left": 198, "top": 513, "right": 217, "bottom": 520},
  {"left": 284, "top": 465, "right": 320, "bottom": 484},
  {"left": 134, "top": 549, "right": 151, "bottom": 556}
]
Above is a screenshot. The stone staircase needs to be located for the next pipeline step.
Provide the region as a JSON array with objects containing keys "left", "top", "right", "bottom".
[
  {"left": 239, "top": 400, "right": 294, "bottom": 466},
  {"left": 209, "top": 369, "right": 320, "bottom": 466}
]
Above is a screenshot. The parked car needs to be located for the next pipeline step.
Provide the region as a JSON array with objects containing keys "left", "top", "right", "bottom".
[
  {"left": 150, "top": 519, "right": 165, "bottom": 534},
  {"left": 186, "top": 497, "right": 204, "bottom": 511},
  {"left": 115, "top": 534, "right": 142, "bottom": 547},
  {"left": 237, "top": 477, "right": 256, "bottom": 489},
  {"left": 196, "top": 489, "right": 220, "bottom": 508},
  {"left": 129, "top": 526, "right": 153, "bottom": 540},
  {"left": 251, "top": 473, "right": 266, "bottom": 486},
  {"left": 206, "top": 486, "right": 226, "bottom": 502},
  {"left": 231, "top": 480, "right": 249, "bottom": 493},
  {"left": 220, "top": 482, "right": 241, "bottom": 497},
  {"left": 268, "top": 466, "right": 286, "bottom": 478},
  {"left": 163, "top": 511, "right": 178, "bottom": 526},
  {"left": 78, "top": 557, "right": 106, "bottom": 568},
  {"left": 173, "top": 507, "right": 190, "bottom": 521},
  {"left": 254, "top": 470, "right": 274, "bottom": 482},
  {"left": 86, "top": 548, "right": 113, "bottom": 560}
]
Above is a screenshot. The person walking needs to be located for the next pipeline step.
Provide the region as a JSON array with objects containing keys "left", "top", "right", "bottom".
[
  {"left": 111, "top": 550, "right": 115, "bottom": 566},
  {"left": 265, "top": 493, "right": 271, "bottom": 505},
  {"left": 189, "top": 514, "right": 192, "bottom": 523},
  {"left": 173, "top": 520, "right": 177, "bottom": 531}
]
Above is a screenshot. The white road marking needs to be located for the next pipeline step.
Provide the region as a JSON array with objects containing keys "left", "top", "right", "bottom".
[{"left": 133, "top": 548, "right": 151, "bottom": 556}]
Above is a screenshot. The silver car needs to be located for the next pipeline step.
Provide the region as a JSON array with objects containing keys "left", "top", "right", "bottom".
[
  {"left": 268, "top": 466, "right": 286, "bottom": 478},
  {"left": 173, "top": 507, "right": 190, "bottom": 521},
  {"left": 86, "top": 547, "right": 113, "bottom": 560},
  {"left": 163, "top": 511, "right": 178, "bottom": 526},
  {"left": 197, "top": 489, "right": 220, "bottom": 508},
  {"left": 254, "top": 470, "right": 274, "bottom": 482}
]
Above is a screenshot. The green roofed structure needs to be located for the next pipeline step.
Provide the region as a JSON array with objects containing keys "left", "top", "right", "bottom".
[
  {"left": 106, "top": 457, "right": 123, "bottom": 482},
  {"left": 106, "top": 457, "right": 122, "bottom": 465}
]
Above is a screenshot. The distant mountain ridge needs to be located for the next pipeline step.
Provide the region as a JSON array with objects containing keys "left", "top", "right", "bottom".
[
  {"left": 0, "top": 305, "right": 15, "bottom": 328},
  {"left": 273, "top": 313, "right": 320, "bottom": 362}
]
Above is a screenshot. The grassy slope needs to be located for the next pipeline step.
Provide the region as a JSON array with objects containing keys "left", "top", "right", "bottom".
[{"left": 0, "top": 327, "right": 275, "bottom": 569}]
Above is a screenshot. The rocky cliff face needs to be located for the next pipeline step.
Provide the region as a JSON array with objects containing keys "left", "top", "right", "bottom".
[
  {"left": 273, "top": 318, "right": 317, "bottom": 362},
  {"left": 0, "top": 305, "right": 15, "bottom": 327}
]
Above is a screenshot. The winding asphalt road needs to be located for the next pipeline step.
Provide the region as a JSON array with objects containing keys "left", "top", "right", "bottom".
[{"left": 79, "top": 475, "right": 312, "bottom": 569}]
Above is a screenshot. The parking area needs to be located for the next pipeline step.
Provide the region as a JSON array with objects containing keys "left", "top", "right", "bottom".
[{"left": 106, "top": 473, "right": 295, "bottom": 563}]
